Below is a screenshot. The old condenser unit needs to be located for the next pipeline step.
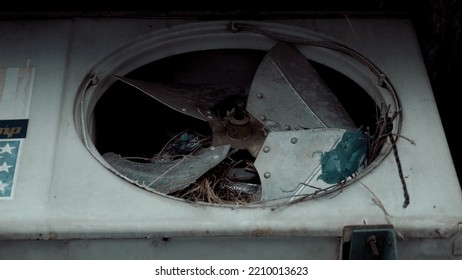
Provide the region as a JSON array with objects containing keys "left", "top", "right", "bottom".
[{"left": 0, "top": 15, "right": 461, "bottom": 259}]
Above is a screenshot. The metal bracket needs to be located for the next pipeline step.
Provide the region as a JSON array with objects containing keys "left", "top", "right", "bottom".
[{"left": 341, "top": 225, "right": 398, "bottom": 260}]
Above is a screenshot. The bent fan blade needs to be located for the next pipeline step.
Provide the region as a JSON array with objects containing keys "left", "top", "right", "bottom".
[{"left": 246, "top": 42, "right": 355, "bottom": 131}]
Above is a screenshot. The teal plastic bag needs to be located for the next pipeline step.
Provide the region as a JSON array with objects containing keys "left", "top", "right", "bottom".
[{"left": 318, "top": 128, "right": 369, "bottom": 184}]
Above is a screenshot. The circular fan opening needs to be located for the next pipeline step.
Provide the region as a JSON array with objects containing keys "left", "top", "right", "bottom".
[
  {"left": 75, "top": 21, "right": 401, "bottom": 208},
  {"left": 92, "top": 49, "right": 380, "bottom": 205}
]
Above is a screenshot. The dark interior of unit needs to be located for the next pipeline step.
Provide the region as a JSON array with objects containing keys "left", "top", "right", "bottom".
[{"left": 93, "top": 49, "right": 377, "bottom": 159}]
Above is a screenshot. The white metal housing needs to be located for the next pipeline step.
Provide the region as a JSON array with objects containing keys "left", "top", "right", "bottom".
[{"left": 0, "top": 17, "right": 461, "bottom": 259}]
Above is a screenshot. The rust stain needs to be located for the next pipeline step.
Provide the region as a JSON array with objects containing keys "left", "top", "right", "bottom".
[{"left": 251, "top": 228, "right": 273, "bottom": 237}]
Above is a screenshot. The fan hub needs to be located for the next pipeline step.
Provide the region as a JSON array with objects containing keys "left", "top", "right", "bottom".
[{"left": 226, "top": 110, "right": 251, "bottom": 140}]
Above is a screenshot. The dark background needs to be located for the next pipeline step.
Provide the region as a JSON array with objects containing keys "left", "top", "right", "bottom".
[{"left": 1, "top": 0, "right": 461, "bottom": 182}]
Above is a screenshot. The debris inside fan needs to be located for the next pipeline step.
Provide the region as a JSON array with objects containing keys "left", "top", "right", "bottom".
[
  {"left": 158, "top": 130, "right": 262, "bottom": 204},
  {"left": 169, "top": 148, "right": 261, "bottom": 204},
  {"left": 151, "top": 130, "right": 212, "bottom": 162},
  {"left": 104, "top": 128, "right": 261, "bottom": 204},
  {"left": 317, "top": 127, "right": 369, "bottom": 185}
]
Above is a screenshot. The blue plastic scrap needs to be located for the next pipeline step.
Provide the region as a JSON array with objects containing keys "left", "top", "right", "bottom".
[
  {"left": 171, "top": 132, "right": 201, "bottom": 153},
  {"left": 317, "top": 128, "right": 369, "bottom": 184}
]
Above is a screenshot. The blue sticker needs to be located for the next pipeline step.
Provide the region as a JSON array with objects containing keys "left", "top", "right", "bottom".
[{"left": 0, "top": 140, "right": 20, "bottom": 198}]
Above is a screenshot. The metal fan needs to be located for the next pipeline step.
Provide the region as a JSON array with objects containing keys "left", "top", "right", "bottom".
[{"left": 103, "top": 42, "right": 360, "bottom": 202}]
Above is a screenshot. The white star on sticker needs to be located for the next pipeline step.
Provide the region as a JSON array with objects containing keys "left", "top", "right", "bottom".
[
  {"left": 0, "top": 143, "right": 16, "bottom": 154},
  {"left": 0, "top": 180, "right": 9, "bottom": 193},
  {"left": 0, "top": 162, "right": 12, "bottom": 173}
]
